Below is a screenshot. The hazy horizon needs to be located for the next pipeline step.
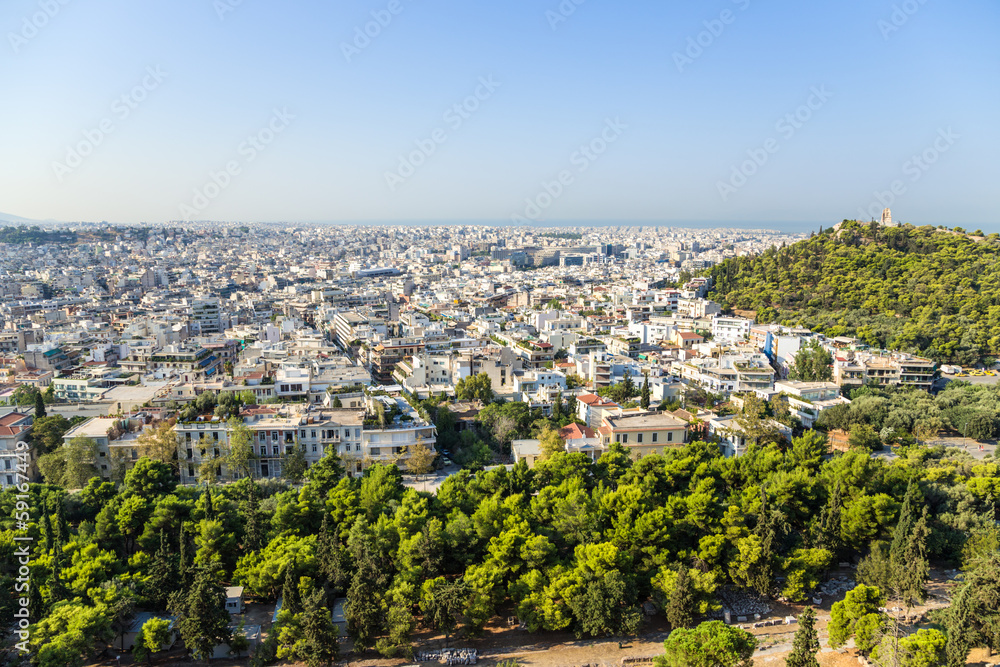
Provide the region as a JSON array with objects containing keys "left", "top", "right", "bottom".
[{"left": 3, "top": 0, "right": 997, "bottom": 231}]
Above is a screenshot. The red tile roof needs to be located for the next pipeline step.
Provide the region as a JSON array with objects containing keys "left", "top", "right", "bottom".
[{"left": 559, "top": 423, "right": 596, "bottom": 440}]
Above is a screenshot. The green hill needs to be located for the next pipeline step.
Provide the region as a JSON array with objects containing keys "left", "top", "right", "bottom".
[{"left": 707, "top": 221, "right": 1000, "bottom": 365}]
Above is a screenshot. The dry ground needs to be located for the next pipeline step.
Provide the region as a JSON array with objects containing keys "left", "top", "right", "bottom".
[{"left": 88, "top": 569, "right": 987, "bottom": 667}]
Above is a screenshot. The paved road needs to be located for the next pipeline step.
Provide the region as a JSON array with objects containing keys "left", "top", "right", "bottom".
[
  {"left": 923, "top": 435, "right": 997, "bottom": 460},
  {"left": 402, "top": 463, "right": 463, "bottom": 494}
]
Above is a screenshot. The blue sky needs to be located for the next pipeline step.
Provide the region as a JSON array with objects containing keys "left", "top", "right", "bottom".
[{"left": 1, "top": 0, "right": 997, "bottom": 231}]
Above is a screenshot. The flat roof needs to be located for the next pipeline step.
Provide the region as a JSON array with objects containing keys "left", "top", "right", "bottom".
[
  {"left": 605, "top": 412, "right": 688, "bottom": 430},
  {"left": 63, "top": 417, "right": 118, "bottom": 440}
]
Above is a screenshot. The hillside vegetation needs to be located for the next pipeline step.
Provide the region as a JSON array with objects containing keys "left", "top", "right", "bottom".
[{"left": 708, "top": 221, "right": 1000, "bottom": 364}]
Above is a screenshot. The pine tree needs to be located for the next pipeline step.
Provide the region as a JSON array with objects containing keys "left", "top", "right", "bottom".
[
  {"left": 283, "top": 563, "right": 302, "bottom": 615},
  {"left": 640, "top": 372, "right": 651, "bottom": 410},
  {"left": 786, "top": 606, "right": 820, "bottom": 667},
  {"left": 552, "top": 393, "right": 563, "bottom": 419},
  {"left": 665, "top": 566, "right": 696, "bottom": 629}
]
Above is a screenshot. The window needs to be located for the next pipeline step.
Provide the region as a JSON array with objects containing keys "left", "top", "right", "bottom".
[
  {"left": 214, "top": 448, "right": 220, "bottom": 457},
  {"left": 621, "top": 434, "right": 628, "bottom": 444},
  {"left": 311, "top": 430, "right": 316, "bottom": 438},
  {"left": 188, "top": 465, "right": 194, "bottom": 477},
  {"left": 131, "top": 448, "right": 138, "bottom": 460},
  {"left": 99, "top": 451, "right": 106, "bottom": 457},
  {"left": 6, "top": 475, "right": 12, "bottom": 486},
  {"left": 311, "top": 444, "right": 317, "bottom": 453},
  {"left": 636, "top": 434, "right": 643, "bottom": 443},
  {"left": 370, "top": 447, "right": 380, "bottom": 456},
  {"left": 272, "top": 445, "right": 279, "bottom": 456},
  {"left": 344, "top": 429, "right": 350, "bottom": 437},
  {"left": 615, "top": 434, "right": 621, "bottom": 443},
  {"left": 300, "top": 430, "right": 306, "bottom": 438},
  {"left": 3, "top": 459, "right": 9, "bottom": 470},
  {"left": 213, "top": 432, "right": 219, "bottom": 441},
  {"left": 667, "top": 431, "right": 673, "bottom": 442},
  {"left": 652, "top": 432, "right": 658, "bottom": 443},
  {"left": 355, "top": 428, "right": 360, "bottom": 438}
]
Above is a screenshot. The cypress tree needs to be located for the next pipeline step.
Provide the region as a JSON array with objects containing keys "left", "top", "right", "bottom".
[
  {"left": 203, "top": 488, "right": 215, "bottom": 520},
  {"left": 178, "top": 524, "right": 189, "bottom": 579},
  {"left": 298, "top": 589, "right": 339, "bottom": 665},
  {"left": 282, "top": 563, "right": 302, "bottom": 615},
  {"left": 665, "top": 566, "right": 696, "bottom": 629},
  {"left": 41, "top": 509, "right": 54, "bottom": 553},
  {"left": 316, "top": 513, "right": 342, "bottom": 599},
  {"left": 147, "top": 529, "right": 176, "bottom": 610},
  {"left": 34, "top": 391, "right": 45, "bottom": 418},
  {"left": 786, "top": 606, "right": 820, "bottom": 667},
  {"left": 640, "top": 372, "right": 651, "bottom": 410},
  {"left": 242, "top": 480, "right": 265, "bottom": 553},
  {"left": 171, "top": 566, "right": 232, "bottom": 662},
  {"left": 53, "top": 497, "right": 69, "bottom": 544}
]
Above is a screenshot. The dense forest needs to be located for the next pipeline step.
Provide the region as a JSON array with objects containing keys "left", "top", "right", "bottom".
[
  {"left": 0, "top": 226, "right": 77, "bottom": 245},
  {"left": 5, "top": 427, "right": 1000, "bottom": 666},
  {"left": 708, "top": 221, "right": 1000, "bottom": 364}
]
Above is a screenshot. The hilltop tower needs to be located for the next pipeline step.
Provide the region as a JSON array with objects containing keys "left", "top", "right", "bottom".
[{"left": 881, "top": 208, "right": 892, "bottom": 226}]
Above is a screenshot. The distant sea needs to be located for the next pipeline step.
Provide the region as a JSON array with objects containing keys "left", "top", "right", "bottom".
[{"left": 303, "top": 219, "right": 821, "bottom": 234}]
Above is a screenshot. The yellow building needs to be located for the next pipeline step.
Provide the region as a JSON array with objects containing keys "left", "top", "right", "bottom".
[{"left": 598, "top": 411, "right": 689, "bottom": 458}]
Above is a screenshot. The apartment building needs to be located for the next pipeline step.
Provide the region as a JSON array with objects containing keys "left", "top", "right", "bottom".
[
  {"left": 707, "top": 413, "right": 793, "bottom": 458},
  {"left": 190, "top": 297, "right": 223, "bottom": 335},
  {"left": 122, "top": 344, "right": 222, "bottom": 382},
  {"left": 833, "top": 352, "right": 936, "bottom": 391},
  {"left": 370, "top": 339, "right": 425, "bottom": 385},
  {"left": 711, "top": 315, "right": 753, "bottom": 343},
  {"left": 0, "top": 412, "right": 33, "bottom": 488},
  {"left": 62, "top": 416, "right": 147, "bottom": 481},
  {"left": 675, "top": 354, "right": 775, "bottom": 395},
  {"left": 773, "top": 380, "right": 850, "bottom": 428},
  {"left": 175, "top": 396, "right": 435, "bottom": 483}
]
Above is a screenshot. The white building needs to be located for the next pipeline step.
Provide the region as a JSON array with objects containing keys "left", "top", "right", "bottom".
[
  {"left": 773, "top": 380, "right": 850, "bottom": 428},
  {"left": 711, "top": 315, "right": 753, "bottom": 343}
]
